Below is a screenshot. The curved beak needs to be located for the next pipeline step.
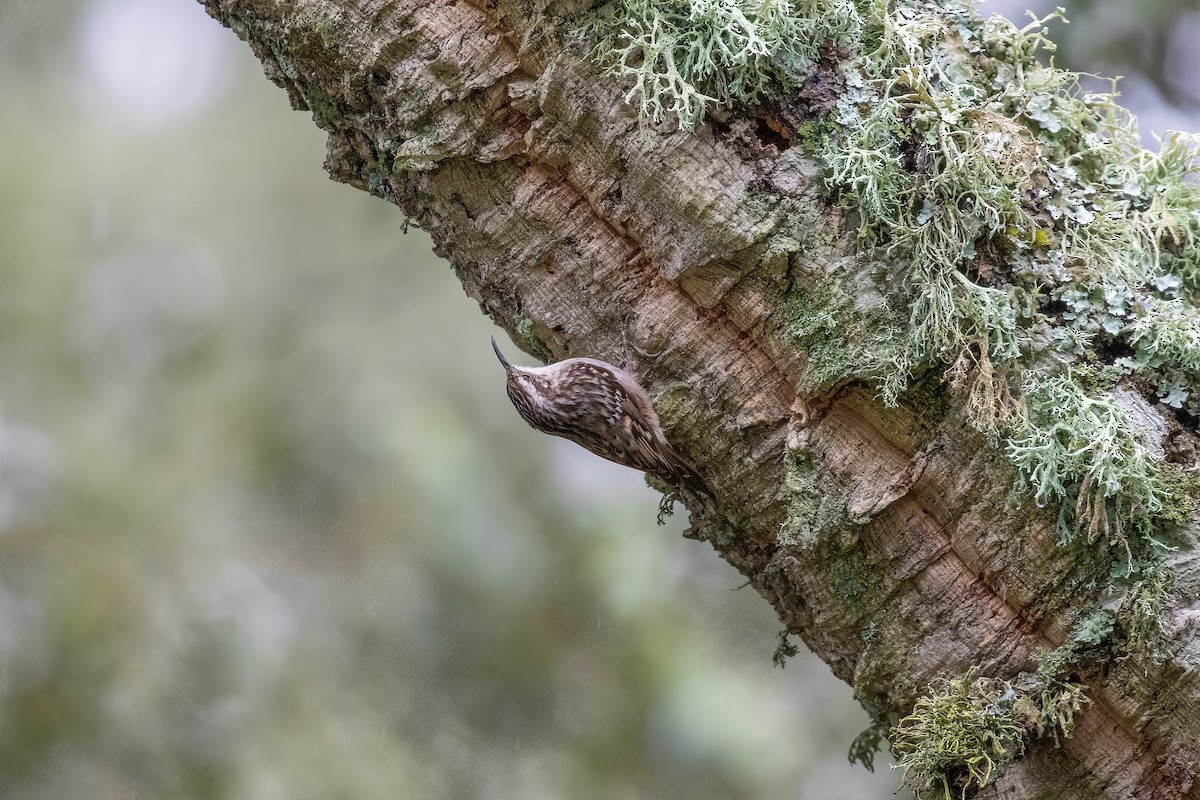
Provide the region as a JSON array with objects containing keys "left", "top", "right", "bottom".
[{"left": 491, "top": 336, "right": 513, "bottom": 371}]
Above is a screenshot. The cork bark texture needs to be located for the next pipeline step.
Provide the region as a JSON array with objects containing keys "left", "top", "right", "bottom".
[{"left": 200, "top": 0, "right": 1200, "bottom": 796}]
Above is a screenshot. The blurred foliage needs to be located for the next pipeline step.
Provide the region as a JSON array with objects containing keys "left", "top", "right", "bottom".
[
  {"left": 0, "top": 1, "right": 893, "bottom": 798},
  {"left": 983, "top": 0, "right": 1200, "bottom": 123},
  {"left": 1034, "top": 0, "right": 1199, "bottom": 111},
  {"left": 0, "top": 1, "right": 1194, "bottom": 798}
]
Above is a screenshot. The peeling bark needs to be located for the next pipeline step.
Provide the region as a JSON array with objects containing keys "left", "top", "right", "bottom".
[{"left": 200, "top": 0, "right": 1200, "bottom": 796}]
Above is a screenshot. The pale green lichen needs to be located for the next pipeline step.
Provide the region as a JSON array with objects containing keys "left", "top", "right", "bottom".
[
  {"left": 1129, "top": 295, "right": 1200, "bottom": 412},
  {"left": 1119, "top": 562, "right": 1176, "bottom": 669},
  {"left": 1005, "top": 375, "right": 1163, "bottom": 548},
  {"left": 580, "top": 0, "right": 861, "bottom": 128},
  {"left": 892, "top": 664, "right": 1090, "bottom": 799},
  {"left": 812, "top": 3, "right": 1200, "bottom": 551},
  {"left": 891, "top": 668, "right": 1029, "bottom": 799},
  {"left": 1027, "top": 678, "right": 1089, "bottom": 748}
]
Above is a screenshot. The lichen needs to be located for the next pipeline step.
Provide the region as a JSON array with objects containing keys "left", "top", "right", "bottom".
[
  {"left": 1119, "top": 561, "right": 1176, "bottom": 669},
  {"left": 817, "top": 5, "right": 1200, "bottom": 551},
  {"left": 576, "top": 0, "right": 1199, "bottom": 774},
  {"left": 891, "top": 668, "right": 1029, "bottom": 799},
  {"left": 892, "top": 664, "right": 1090, "bottom": 799},
  {"left": 848, "top": 721, "right": 890, "bottom": 772},
  {"left": 1027, "top": 678, "right": 1089, "bottom": 748},
  {"left": 1027, "top": 610, "right": 1109, "bottom": 742},
  {"left": 580, "top": 0, "right": 1199, "bottom": 555},
  {"left": 1005, "top": 375, "right": 1163, "bottom": 549},
  {"left": 579, "top": 0, "right": 861, "bottom": 129}
]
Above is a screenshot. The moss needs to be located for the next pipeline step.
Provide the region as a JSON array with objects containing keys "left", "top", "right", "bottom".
[
  {"left": 772, "top": 630, "right": 800, "bottom": 667},
  {"left": 848, "top": 721, "right": 889, "bottom": 772},
  {"left": 302, "top": 82, "right": 341, "bottom": 127},
  {"left": 781, "top": 447, "right": 882, "bottom": 604},
  {"left": 781, "top": 443, "right": 845, "bottom": 545},
  {"left": 851, "top": 617, "right": 924, "bottom": 720},
  {"left": 1155, "top": 465, "right": 1200, "bottom": 530},
  {"left": 781, "top": 261, "right": 911, "bottom": 397},
  {"left": 791, "top": 118, "right": 837, "bottom": 156},
  {"left": 650, "top": 382, "right": 693, "bottom": 432}
]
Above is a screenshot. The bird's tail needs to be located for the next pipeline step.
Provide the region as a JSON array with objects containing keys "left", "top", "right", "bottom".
[{"left": 664, "top": 450, "right": 712, "bottom": 498}]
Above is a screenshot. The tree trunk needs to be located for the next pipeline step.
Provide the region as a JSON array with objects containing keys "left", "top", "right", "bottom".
[{"left": 199, "top": 0, "right": 1200, "bottom": 796}]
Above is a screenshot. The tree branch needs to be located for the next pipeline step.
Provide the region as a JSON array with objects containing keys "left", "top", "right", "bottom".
[{"left": 200, "top": 0, "right": 1200, "bottom": 795}]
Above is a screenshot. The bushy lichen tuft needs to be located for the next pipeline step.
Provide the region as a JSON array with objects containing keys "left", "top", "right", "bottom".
[
  {"left": 1005, "top": 375, "right": 1163, "bottom": 549},
  {"left": 580, "top": 0, "right": 860, "bottom": 128},
  {"left": 1027, "top": 678, "right": 1089, "bottom": 748},
  {"left": 891, "top": 668, "right": 1028, "bottom": 799},
  {"left": 892, "top": 664, "right": 1091, "bottom": 799},
  {"left": 1120, "top": 561, "right": 1176, "bottom": 669}
]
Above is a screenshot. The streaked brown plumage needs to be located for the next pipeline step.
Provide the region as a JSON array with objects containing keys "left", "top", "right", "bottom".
[{"left": 491, "top": 337, "right": 705, "bottom": 492}]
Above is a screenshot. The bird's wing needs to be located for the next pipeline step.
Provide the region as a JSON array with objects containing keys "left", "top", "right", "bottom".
[{"left": 561, "top": 360, "right": 704, "bottom": 490}]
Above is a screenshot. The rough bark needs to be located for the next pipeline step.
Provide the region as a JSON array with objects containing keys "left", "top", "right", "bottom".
[{"left": 200, "top": 0, "right": 1200, "bottom": 797}]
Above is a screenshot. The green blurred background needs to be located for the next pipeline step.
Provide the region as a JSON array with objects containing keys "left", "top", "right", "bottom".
[{"left": 0, "top": 1, "right": 1195, "bottom": 798}]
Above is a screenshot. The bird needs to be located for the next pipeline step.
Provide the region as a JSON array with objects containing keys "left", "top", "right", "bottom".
[{"left": 491, "top": 336, "right": 706, "bottom": 493}]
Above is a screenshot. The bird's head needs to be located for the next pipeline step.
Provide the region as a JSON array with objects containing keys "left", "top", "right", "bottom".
[{"left": 491, "top": 337, "right": 556, "bottom": 425}]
